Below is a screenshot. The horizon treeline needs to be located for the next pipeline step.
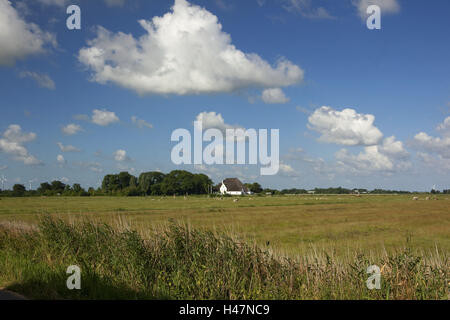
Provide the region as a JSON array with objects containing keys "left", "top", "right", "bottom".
[{"left": 0, "top": 169, "right": 449, "bottom": 197}]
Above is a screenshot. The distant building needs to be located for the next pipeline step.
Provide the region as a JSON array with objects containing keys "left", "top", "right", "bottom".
[
  {"left": 307, "top": 190, "right": 315, "bottom": 194},
  {"left": 220, "top": 178, "right": 250, "bottom": 195}
]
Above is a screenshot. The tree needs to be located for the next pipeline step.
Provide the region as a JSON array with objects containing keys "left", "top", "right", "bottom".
[
  {"left": 118, "top": 171, "right": 133, "bottom": 189},
  {"left": 38, "top": 182, "right": 52, "bottom": 194},
  {"left": 246, "top": 182, "right": 263, "bottom": 194},
  {"left": 159, "top": 170, "right": 212, "bottom": 195},
  {"left": 51, "top": 180, "right": 66, "bottom": 194},
  {"left": 102, "top": 172, "right": 137, "bottom": 193},
  {"left": 138, "top": 171, "right": 166, "bottom": 195},
  {"left": 102, "top": 174, "right": 121, "bottom": 192},
  {"left": 12, "top": 184, "right": 26, "bottom": 196}
]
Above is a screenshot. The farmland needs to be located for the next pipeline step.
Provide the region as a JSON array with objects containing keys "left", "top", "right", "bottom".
[
  {"left": 0, "top": 194, "right": 448, "bottom": 299},
  {"left": 0, "top": 194, "right": 449, "bottom": 255}
]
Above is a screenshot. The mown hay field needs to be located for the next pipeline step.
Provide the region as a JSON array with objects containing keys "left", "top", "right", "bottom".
[
  {"left": 0, "top": 194, "right": 449, "bottom": 257},
  {"left": 0, "top": 194, "right": 449, "bottom": 300}
]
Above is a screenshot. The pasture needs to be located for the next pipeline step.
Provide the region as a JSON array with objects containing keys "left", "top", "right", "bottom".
[
  {"left": 0, "top": 194, "right": 449, "bottom": 256},
  {"left": 0, "top": 194, "right": 449, "bottom": 299}
]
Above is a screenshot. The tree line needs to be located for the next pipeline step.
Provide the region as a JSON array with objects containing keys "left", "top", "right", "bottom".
[
  {"left": 0, "top": 170, "right": 447, "bottom": 197},
  {"left": 0, "top": 170, "right": 213, "bottom": 197}
]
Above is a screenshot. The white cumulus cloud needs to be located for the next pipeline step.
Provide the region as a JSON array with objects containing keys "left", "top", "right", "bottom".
[
  {"left": 308, "top": 106, "right": 383, "bottom": 146},
  {"left": 0, "top": 0, "right": 56, "bottom": 66},
  {"left": 92, "top": 109, "right": 119, "bottom": 126},
  {"left": 62, "top": 123, "right": 83, "bottom": 135},
  {"left": 56, "top": 154, "right": 66, "bottom": 165},
  {"left": 78, "top": 0, "right": 303, "bottom": 96},
  {"left": 113, "top": 149, "right": 129, "bottom": 162},
  {"left": 412, "top": 132, "right": 450, "bottom": 159},
  {"left": 194, "top": 111, "right": 241, "bottom": 133},
  {"left": 335, "top": 136, "right": 410, "bottom": 173},
  {"left": 0, "top": 124, "right": 42, "bottom": 165},
  {"left": 261, "top": 88, "right": 289, "bottom": 104}
]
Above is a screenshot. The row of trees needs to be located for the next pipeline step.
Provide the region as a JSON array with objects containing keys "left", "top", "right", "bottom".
[
  {"left": 0, "top": 171, "right": 447, "bottom": 196},
  {"left": 101, "top": 170, "right": 213, "bottom": 196},
  {"left": 0, "top": 170, "right": 213, "bottom": 197}
]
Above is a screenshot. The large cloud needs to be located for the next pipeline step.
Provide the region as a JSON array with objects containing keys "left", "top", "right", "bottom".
[
  {"left": 308, "top": 106, "right": 383, "bottom": 146},
  {"left": 412, "top": 132, "right": 450, "bottom": 159},
  {"left": 0, "top": 125, "right": 42, "bottom": 165},
  {"left": 336, "top": 135, "right": 410, "bottom": 173},
  {"left": 78, "top": 0, "right": 303, "bottom": 95},
  {"left": 411, "top": 117, "right": 450, "bottom": 161},
  {"left": 417, "top": 152, "right": 450, "bottom": 172},
  {"left": 0, "top": 0, "right": 56, "bottom": 66}
]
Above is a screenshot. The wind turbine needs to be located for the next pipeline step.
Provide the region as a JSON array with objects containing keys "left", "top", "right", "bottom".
[
  {"left": 1, "top": 176, "right": 7, "bottom": 190},
  {"left": 28, "top": 178, "right": 37, "bottom": 191}
]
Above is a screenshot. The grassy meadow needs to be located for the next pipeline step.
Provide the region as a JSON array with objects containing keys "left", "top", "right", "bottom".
[{"left": 0, "top": 194, "right": 449, "bottom": 299}]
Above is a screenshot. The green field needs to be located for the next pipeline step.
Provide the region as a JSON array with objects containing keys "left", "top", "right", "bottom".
[
  {"left": 0, "top": 194, "right": 449, "bottom": 299},
  {"left": 0, "top": 194, "right": 449, "bottom": 256}
]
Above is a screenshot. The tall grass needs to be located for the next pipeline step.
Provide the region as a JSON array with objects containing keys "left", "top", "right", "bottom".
[{"left": 0, "top": 217, "right": 448, "bottom": 300}]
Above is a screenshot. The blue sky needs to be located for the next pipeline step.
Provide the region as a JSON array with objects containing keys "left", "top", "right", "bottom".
[{"left": 0, "top": 0, "right": 449, "bottom": 191}]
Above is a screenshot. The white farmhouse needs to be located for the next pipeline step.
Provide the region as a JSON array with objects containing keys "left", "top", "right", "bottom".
[{"left": 219, "top": 178, "right": 250, "bottom": 196}]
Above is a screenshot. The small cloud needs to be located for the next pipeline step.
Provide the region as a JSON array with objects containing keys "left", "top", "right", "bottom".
[
  {"left": 354, "top": 0, "right": 400, "bottom": 19},
  {"left": 76, "top": 161, "right": 103, "bottom": 173},
  {"left": 261, "top": 88, "right": 289, "bottom": 104},
  {"left": 113, "top": 149, "right": 131, "bottom": 162},
  {"left": 74, "top": 109, "right": 119, "bottom": 127},
  {"left": 131, "top": 116, "right": 153, "bottom": 129},
  {"left": 104, "top": 0, "right": 125, "bottom": 7},
  {"left": 296, "top": 106, "right": 312, "bottom": 114},
  {"left": 57, "top": 154, "right": 66, "bottom": 165},
  {"left": 194, "top": 111, "right": 242, "bottom": 133},
  {"left": 62, "top": 123, "right": 83, "bottom": 135},
  {"left": 279, "top": 163, "right": 300, "bottom": 177},
  {"left": 283, "top": 0, "right": 335, "bottom": 19},
  {"left": 57, "top": 142, "right": 81, "bottom": 153},
  {"left": 19, "top": 71, "right": 55, "bottom": 90},
  {"left": 92, "top": 109, "right": 119, "bottom": 126}
]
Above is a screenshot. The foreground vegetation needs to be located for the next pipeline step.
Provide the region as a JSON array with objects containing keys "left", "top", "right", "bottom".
[{"left": 0, "top": 217, "right": 447, "bottom": 300}]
